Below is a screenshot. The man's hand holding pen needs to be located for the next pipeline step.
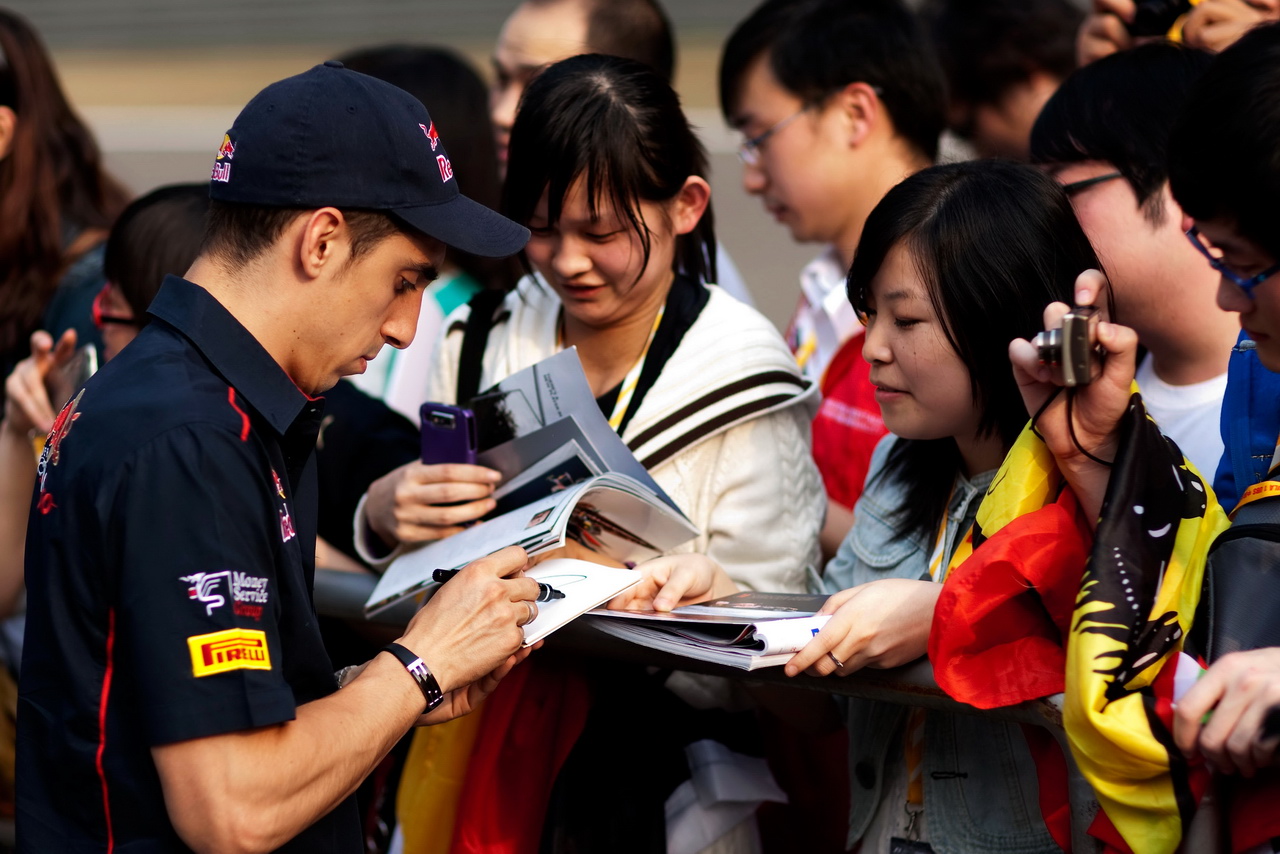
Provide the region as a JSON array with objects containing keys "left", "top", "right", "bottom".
[
  {"left": 385, "top": 546, "right": 541, "bottom": 725},
  {"left": 434, "top": 567, "right": 565, "bottom": 602}
]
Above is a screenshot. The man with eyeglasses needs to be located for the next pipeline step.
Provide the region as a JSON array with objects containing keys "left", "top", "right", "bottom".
[
  {"left": 1030, "top": 42, "right": 1240, "bottom": 481},
  {"left": 719, "top": 0, "right": 945, "bottom": 556},
  {"left": 1013, "top": 24, "right": 1280, "bottom": 807},
  {"left": 1164, "top": 21, "right": 1280, "bottom": 824}
]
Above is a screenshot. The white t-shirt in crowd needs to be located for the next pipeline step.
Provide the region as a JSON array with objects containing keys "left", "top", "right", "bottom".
[{"left": 1136, "top": 354, "right": 1228, "bottom": 480}]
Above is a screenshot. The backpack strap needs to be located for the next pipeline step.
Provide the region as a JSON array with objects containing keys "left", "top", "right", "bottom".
[
  {"left": 1195, "top": 465, "right": 1280, "bottom": 662},
  {"left": 456, "top": 289, "right": 507, "bottom": 404}
]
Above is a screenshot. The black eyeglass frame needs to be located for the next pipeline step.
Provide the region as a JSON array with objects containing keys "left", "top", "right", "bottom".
[{"left": 1060, "top": 171, "right": 1124, "bottom": 196}]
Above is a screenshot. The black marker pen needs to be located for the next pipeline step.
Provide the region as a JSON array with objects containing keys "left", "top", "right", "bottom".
[{"left": 431, "top": 568, "right": 565, "bottom": 601}]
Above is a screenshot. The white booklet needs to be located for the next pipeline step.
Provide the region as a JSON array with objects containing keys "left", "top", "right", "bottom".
[
  {"left": 364, "top": 472, "right": 698, "bottom": 616},
  {"left": 586, "top": 592, "right": 830, "bottom": 671},
  {"left": 520, "top": 559, "right": 642, "bottom": 646}
]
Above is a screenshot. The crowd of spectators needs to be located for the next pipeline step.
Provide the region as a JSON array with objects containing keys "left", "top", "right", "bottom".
[{"left": 5, "top": 0, "right": 1280, "bottom": 852}]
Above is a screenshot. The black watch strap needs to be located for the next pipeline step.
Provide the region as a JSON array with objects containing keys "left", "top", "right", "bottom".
[{"left": 382, "top": 642, "right": 445, "bottom": 714}]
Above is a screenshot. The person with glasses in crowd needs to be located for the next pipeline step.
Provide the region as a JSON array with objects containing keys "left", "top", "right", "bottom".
[
  {"left": 1007, "top": 26, "right": 1280, "bottom": 837},
  {"left": 1030, "top": 43, "right": 1239, "bottom": 479},
  {"left": 719, "top": 0, "right": 946, "bottom": 558}
]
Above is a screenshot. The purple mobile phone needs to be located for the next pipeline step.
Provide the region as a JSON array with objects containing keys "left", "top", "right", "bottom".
[{"left": 420, "top": 403, "right": 478, "bottom": 465}]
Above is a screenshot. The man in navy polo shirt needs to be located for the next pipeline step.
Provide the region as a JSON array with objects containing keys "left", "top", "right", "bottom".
[{"left": 17, "top": 62, "right": 541, "bottom": 853}]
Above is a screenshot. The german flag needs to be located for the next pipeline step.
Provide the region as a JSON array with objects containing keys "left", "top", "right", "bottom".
[
  {"left": 1065, "top": 392, "right": 1227, "bottom": 853},
  {"left": 932, "top": 389, "right": 1230, "bottom": 853}
]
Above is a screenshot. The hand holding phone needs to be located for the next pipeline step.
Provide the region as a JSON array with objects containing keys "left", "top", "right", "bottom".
[{"left": 420, "top": 403, "right": 478, "bottom": 465}]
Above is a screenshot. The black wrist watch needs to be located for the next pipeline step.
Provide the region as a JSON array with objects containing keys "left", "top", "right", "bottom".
[{"left": 382, "top": 642, "right": 445, "bottom": 714}]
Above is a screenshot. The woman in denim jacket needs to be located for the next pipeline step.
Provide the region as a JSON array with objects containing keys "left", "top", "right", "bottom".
[{"left": 614, "top": 160, "right": 1107, "bottom": 853}]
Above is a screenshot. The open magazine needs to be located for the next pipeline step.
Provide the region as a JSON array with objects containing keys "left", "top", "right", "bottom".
[
  {"left": 585, "top": 592, "right": 831, "bottom": 671},
  {"left": 468, "top": 348, "right": 679, "bottom": 514},
  {"left": 363, "top": 473, "right": 698, "bottom": 616}
]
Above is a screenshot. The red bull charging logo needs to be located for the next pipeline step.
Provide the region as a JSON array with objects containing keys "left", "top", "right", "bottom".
[{"left": 212, "top": 133, "right": 235, "bottom": 183}]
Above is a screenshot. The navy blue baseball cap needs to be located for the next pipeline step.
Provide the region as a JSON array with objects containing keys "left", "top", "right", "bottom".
[{"left": 208, "top": 60, "right": 528, "bottom": 258}]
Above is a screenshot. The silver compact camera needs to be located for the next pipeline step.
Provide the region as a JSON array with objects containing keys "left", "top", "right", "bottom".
[{"left": 1032, "top": 306, "right": 1103, "bottom": 387}]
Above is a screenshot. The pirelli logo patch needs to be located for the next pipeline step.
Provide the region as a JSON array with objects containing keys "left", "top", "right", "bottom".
[{"left": 187, "top": 628, "right": 271, "bottom": 677}]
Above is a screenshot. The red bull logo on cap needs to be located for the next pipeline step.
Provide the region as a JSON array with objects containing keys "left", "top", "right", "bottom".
[
  {"left": 212, "top": 133, "right": 235, "bottom": 183},
  {"left": 420, "top": 122, "right": 440, "bottom": 151},
  {"left": 217, "top": 134, "right": 236, "bottom": 161}
]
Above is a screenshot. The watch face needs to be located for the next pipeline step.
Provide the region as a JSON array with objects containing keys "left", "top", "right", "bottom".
[{"left": 423, "top": 679, "right": 444, "bottom": 712}]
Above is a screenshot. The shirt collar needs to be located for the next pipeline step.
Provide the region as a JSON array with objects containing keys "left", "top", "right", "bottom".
[
  {"left": 799, "top": 247, "right": 862, "bottom": 342},
  {"left": 148, "top": 276, "right": 316, "bottom": 435}
]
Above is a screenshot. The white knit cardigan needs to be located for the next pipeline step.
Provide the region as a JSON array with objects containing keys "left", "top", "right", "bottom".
[{"left": 424, "top": 277, "right": 825, "bottom": 593}]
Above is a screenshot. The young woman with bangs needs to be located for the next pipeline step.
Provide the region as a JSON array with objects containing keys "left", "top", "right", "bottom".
[
  {"left": 363, "top": 53, "right": 823, "bottom": 854},
  {"left": 361, "top": 52, "right": 824, "bottom": 598}
]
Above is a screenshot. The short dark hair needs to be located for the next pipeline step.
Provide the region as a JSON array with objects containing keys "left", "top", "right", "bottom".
[
  {"left": 927, "top": 0, "right": 1082, "bottom": 111},
  {"left": 524, "top": 0, "right": 675, "bottom": 82},
  {"left": 201, "top": 202, "right": 400, "bottom": 269},
  {"left": 847, "top": 159, "right": 1104, "bottom": 539},
  {"left": 583, "top": 0, "right": 675, "bottom": 82},
  {"left": 1169, "top": 23, "right": 1280, "bottom": 260},
  {"left": 719, "top": 0, "right": 946, "bottom": 162},
  {"left": 104, "top": 184, "right": 210, "bottom": 324},
  {"left": 1032, "top": 42, "right": 1213, "bottom": 221},
  {"left": 337, "top": 44, "right": 510, "bottom": 289},
  {"left": 503, "top": 53, "right": 715, "bottom": 286}
]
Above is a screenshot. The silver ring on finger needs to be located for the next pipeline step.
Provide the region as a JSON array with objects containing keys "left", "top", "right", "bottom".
[
  {"left": 828, "top": 651, "right": 845, "bottom": 672},
  {"left": 524, "top": 600, "right": 537, "bottom": 626}
]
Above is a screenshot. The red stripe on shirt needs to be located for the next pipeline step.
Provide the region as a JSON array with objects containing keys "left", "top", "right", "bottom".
[
  {"left": 96, "top": 608, "right": 116, "bottom": 853},
  {"left": 227, "top": 387, "right": 251, "bottom": 441}
]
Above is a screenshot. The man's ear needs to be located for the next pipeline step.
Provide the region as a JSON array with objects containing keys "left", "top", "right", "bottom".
[
  {"left": 671, "top": 176, "right": 711, "bottom": 236},
  {"left": 1158, "top": 182, "right": 1189, "bottom": 232},
  {"left": 833, "top": 81, "right": 881, "bottom": 149},
  {"left": 0, "top": 107, "right": 17, "bottom": 162},
  {"left": 296, "top": 208, "right": 346, "bottom": 279}
]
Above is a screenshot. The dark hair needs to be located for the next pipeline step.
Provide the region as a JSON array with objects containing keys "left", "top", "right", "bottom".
[
  {"left": 0, "top": 8, "right": 128, "bottom": 360},
  {"left": 336, "top": 44, "right": 511, "bottom": 289},
  {"left": 1032, "top": 42, "right": 1213, "bottom": 221},
  {"left": 581, "top": 0, "right": 675, "bottom": 82},
  {"left": 503, "top": 53, "right": 715, "bottom": 285},
  {"left": 927, "top": 0, "right": 1081, "bottom": 113},
  {"left": 200, "top": 202, "right": 400, "bottom": 269},
  {"left": 719, "top": 0, "right": 946, "bottom": 162},
  {"left": 521, "top": 0, "right": 675, "bottom": 82},
  {"left": 847, "top": 159, "right": 1104, "bottom": 539},
  {"left": 104, "top": 184, "right": 210, "bottom": 324},
  {"left": 1169, "top": 23, "right": 1280, "bottom": 260}
]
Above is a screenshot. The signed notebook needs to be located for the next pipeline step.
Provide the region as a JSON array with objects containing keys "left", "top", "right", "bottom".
[{"left": 519, "top": 559, "right": 642, "bottom": 646}]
